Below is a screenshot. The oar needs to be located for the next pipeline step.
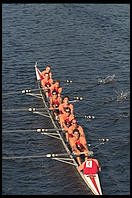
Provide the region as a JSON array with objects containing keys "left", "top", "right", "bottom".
[
  {"left": 3, "top": 106, "right": 129, "bottom": 120},
  {"left": 2, "top": 89, "right": 31, "bottom": 96},
  {"left": 2, "top": 150, "right": 94, "bottom": 160},
  {"left": 2, "top": 128, "right": 63, "bottom": 133},
  {"left": 2, "top": 128, "right": 110, "bottom": 143},
  {"left": 2, "top": 129, "right": 110, "bottom": 144},
  {"left": 76, "top": 113, "right": 130, "bottom": 120},
  {"left": 62, "top": 75, "right": 117, "bottom": 85},
  {"left": 2, "top": 153, "right": 71, "bottom": 160},
  {"left": 2, "top": 107, "right": 48, "bottom": 112},
  {"left": 72, "top": 96, "right": 128, "bottom": 103},
  {"left": 70, "top": 88, "right": 129, "bottom": 104},
  {"left": 73, "top": 96, "right": 102, "bottom": 103},
  {"left": 88, "top": 138, "right": 109, "bottom": 149},
  {"left": 2, "top": 138, "right": 110, "bottom": 160},
  {"left": 61, "top": 79, "right": 93, "bottom": 84},
  {"left": 2, "top": 88, "right": 43, "bottom": 96}
]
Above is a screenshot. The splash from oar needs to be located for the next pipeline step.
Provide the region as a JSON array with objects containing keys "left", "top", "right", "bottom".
[
  {"left": 97, "top": 74, "right": 116, "bottom": 85},
  {"left": 104, "top": 88, "right": 129, "bottom": 104},
  {"left": 115, "top": 89, "right": 130, "bottom": 102}
]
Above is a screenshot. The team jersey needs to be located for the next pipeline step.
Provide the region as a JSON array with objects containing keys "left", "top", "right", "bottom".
[
  {"left": 83, "top": 159, "right": 99, "bottom": 174},
  {"left": 41, "top": 78, "right": 53, "bottom": 88},
  {"left": 59, "top": 113, "right": 74, "bottom": 128},
  {"left": 50, "top": 97, "right": 61, "bottom": 108},
  {"left": 68, "top": 125, "right": 85, "bottom": 138},
  {"left": 41, "top": 70, "right": 52, "bottom": 79},
  {"left": 50, "top": 83, "right": 62, "bottom": 95},
  {"left": 70, "top": 136, "right": 87, "bottom": 151},
  {"left": 59, "top": 103, "right": 74, "bottom": 114}
]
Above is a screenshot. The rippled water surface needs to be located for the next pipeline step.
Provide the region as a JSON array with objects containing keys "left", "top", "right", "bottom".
[{"left": 2, "top": 4, "right": 130, "bottom": 195}]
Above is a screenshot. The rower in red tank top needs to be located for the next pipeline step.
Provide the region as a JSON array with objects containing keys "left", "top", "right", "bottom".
[
  {"left": 59, "top": 96, "right": 74, "bottom": 114},
  {"left": 41, "top": 73, "right": 53, "bottom": 97},
  {"left": 78, "top": 157, "right": 101, "bottom": 174},
  {"left": 68, "top": 119, "right": 86, "bottom": 143},
  {"left": 41, "top": 65, "right": 53, "bottom": 79},
  {"left": 50, "top": 80, "right": 63, "bottom": 97},
  {"left": 59, "top": 107, "right": 74, "bottom": 140},
  {"left": 49, "top": 90, "right": 62, "bottom": 119},
  {"left": 70, "top": 129, "right": 89, "bottom": 165}
]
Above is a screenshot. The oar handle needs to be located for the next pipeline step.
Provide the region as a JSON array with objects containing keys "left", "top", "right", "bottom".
[
  {"left": 46, "top": 154, "right": 56, "bottom": 157},
  {"left": 98, "top": 138, "right": 109, "bottom": 142},
  {"left": 46, "top": 153, "right": 70, "bottom": 157},
  {"left": 73, "top": 96, "right": 84, "bottom": 101},
  {"left": 21, "top": 89, "right": 31, "bottom": 93},
  {"left": 76, "top": 115, "right": 95, "bottom": 120},
  {"left": 85, "top": 115, "right": 95, "bottom": 119},
  {"left": 66, "top": 80, "right": 73, "bottom": 83}
]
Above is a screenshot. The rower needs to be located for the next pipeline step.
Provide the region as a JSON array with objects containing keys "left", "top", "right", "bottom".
[
  {"left": 49, "top": 90, "right": 62, "bottom": 119},
  {"left": 50, "top": 80, "right": 63, "bottom": 97},
  {"left": 70, "top": 129, "right": 89, "bottom": 165},
  {"left": 68, "top": 119, "right": 86, "bottom": 143},
  {"left": 59, "top": 107, "right": 74, "bottom": 140},
  {"left": 41, "top": 65, "right": 53, "bottom": 79},
  {"left": 41, "top": 73, "right": 53, "bottom": 98},
  {"left": 59, "top": 96, "right": 74, "bottom": 114},
  {"left": 78, "top": 157, "right": 101, "bottom": 174}
]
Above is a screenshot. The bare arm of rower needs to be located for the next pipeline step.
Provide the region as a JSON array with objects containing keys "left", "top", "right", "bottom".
[
  {"left": 78, "top": 161, "right": 85, "bottom": 172},
  {"left": 61, "top": 121, "right": 69, "bottom": 131},
  {"left": 80, "top": 136, "right": 89, "bottom": 153},
  {"left": 93, "top": 159, "right": 101, "bottom": 171},
  {"left": 69, "top": 104, "right": 74, "bottom": 114},
  {"left": 71, "top": 145, "right": 81, "bottom": 156},
  {"left": 49, "top": 98, "right": 54, "bottom": 110},
  {"left": 83, "top": 143, "right": 89, "bottom": 153},
  {"left": 78, "top": 126, "right": 86, "bottom": 139},
  {"left": 59, "top": 116, "right": 68, "bottom": 131},
  {"left": 71, "top": 146, "right": 82, "bottom": 165}
]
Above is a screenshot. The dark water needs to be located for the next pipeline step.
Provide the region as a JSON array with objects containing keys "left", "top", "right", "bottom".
[{"left": 2, "top": 4, "right": 130, "bottom": 195}]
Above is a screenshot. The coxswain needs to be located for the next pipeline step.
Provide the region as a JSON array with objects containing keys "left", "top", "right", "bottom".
[
  {"left": 68, "top": 119, "right": 86, "bottom": 143},
  {"left": 49, "top": 90, "right": 62, "bottom": 119},
  {"left": 70, "top": 129, "right": 89, "bottom": 165},
  {"left": 41, "top": 73, "right": 53, "bottom": 97},
  {"left": 78, "top": 157, "right": 101, "bottom": 175},
  {"left": 59, "top": 96, "right": 74, "bottom": 114},
  {"left": 41, "top": 65, "right": 53, "bottom": 79},
  {"left": 50, "top": 80, "right": 63, "bottom": 97},
  {"left": 59, "top": 107, "right": 74, "bottom": 140}
]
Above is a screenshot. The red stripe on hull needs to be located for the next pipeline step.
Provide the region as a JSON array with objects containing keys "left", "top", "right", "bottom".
[{"left": 90, "top": 176, "right": 100, "bottom": 195}]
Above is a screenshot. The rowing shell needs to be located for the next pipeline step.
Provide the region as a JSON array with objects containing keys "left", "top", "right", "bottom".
[{"left": 35, "top": 62, "right": 102, "bottom": 195}]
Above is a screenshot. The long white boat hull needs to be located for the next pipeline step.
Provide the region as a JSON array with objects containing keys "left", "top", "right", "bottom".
[{"left": 35, "top": 63, "right": 103, "bottom": 195}]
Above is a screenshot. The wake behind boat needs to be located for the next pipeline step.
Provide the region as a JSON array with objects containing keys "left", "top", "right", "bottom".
[{"left": 35, "top": 62, "right": 102, "bottom": 195}]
